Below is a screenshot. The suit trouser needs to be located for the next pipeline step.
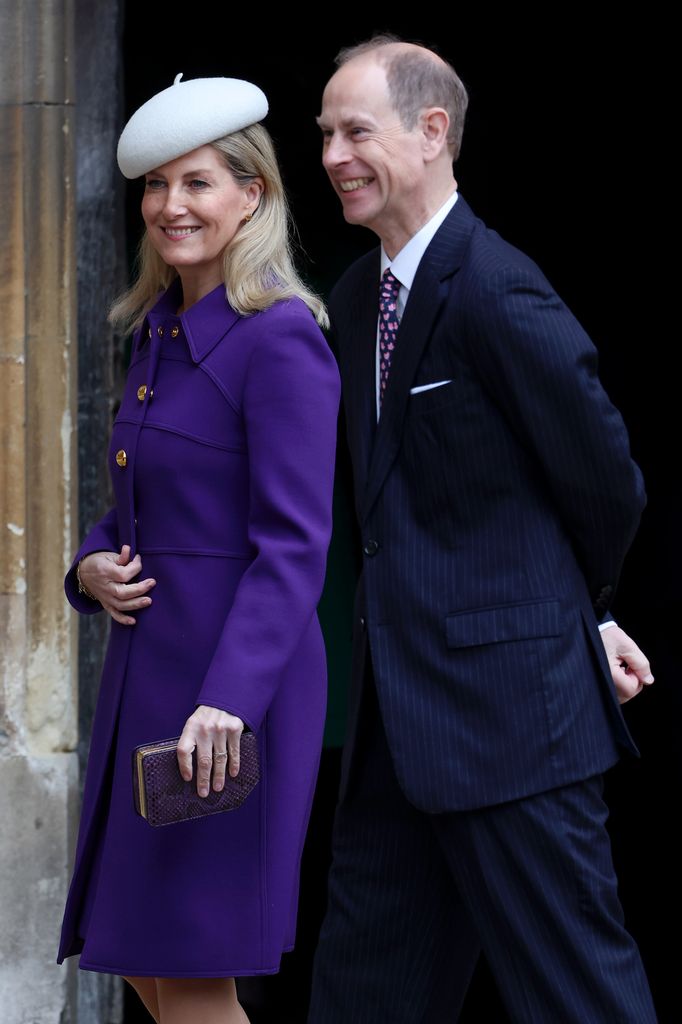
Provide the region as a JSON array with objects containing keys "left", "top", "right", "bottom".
[{"left": 308, "top": 668, "right": 657, "bottom": 1024}]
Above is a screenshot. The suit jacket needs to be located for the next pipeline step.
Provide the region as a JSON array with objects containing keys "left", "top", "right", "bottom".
[{"left": 332, "top": 196, "right": 645, "bottom": 813}]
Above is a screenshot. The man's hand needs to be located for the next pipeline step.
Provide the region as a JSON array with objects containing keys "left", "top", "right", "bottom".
[{"left": 600, "top": 625, "right": 654, "bottom": 703}]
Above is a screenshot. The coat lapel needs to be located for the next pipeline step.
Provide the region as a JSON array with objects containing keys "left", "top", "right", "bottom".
[
  {"left": 361, "top": 197, "right": 478, "bottom": 524},
  {"left": 337, "top": 253, "right": 382, "bottom": 520}
]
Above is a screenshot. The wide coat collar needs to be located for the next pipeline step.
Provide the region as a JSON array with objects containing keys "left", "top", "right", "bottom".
[
  {"left": 344, "top": 195, "right": 478, "bottom": 525},
  {"left": 143, "top": 278, "right": 242, "bottom": 363}
]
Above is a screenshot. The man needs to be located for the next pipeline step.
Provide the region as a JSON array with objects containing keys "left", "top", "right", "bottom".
[{"left": 308, "top": 36, "right": 657, "bottom": 1023}]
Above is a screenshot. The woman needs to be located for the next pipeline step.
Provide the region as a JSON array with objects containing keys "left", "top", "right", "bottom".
[{"left": 57, "top": 75, "right": 340, "bottom": 1024}]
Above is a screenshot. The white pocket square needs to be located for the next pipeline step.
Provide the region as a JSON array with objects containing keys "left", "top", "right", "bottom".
[{"left": 410, "top": 380, "right": 453, "bottom": 395}]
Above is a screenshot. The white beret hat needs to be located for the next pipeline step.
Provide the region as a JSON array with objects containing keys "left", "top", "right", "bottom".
[{"left": 117, "top": 73, "right": 269, "bottom": 179}]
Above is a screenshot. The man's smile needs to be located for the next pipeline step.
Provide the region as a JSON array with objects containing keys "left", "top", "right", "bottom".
[{"left": 339, "top": 177, "right": 374, "bottom": 192}]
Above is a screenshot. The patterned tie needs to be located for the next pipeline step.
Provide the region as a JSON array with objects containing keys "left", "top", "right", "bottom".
[{"left": 379, "top": 268, "right": 401, "bottom": 406}]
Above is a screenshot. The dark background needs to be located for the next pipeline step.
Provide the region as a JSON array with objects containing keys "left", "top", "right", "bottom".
[{"left": 121, "top": 10, "right": 677, "bottom": 1021}]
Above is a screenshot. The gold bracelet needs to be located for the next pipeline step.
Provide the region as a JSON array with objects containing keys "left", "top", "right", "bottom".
[{"left": 76, "top": 558, "right": 98, "bottom": 601}]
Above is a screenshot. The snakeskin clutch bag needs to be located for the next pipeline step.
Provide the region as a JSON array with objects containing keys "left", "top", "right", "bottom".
[{"left": 132, "top": 732, "right": 260, "bottom": 827}]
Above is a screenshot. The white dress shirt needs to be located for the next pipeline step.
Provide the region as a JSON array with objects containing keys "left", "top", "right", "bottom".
[{"left": 376, "top": 190, "right": 459, "bottom": 418}]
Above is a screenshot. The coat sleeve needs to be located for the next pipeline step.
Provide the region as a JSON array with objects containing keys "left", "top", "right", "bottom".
[
  {"left": 195, "top": 310, "right": 341, "bottom": 729},
  {"left": 64, "top": 507, "right": 120, "bottom": 614},
  {"left": 64, "top": 320, "right": 146, "bottom": 614},
  {"left": 464, "top": 260, "right": 645, "bottom": 615}
]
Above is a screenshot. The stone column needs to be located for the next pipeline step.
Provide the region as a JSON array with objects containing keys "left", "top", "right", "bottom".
[
  {"left": 0, "top": 2, "right": 79, "bottom": 1021},
  {"left": 73, "top": 0, "right": 126, "bottom": 1018}
]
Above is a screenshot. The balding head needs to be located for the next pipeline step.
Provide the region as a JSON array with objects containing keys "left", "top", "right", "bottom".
[{"left": 335, "top": 35, "right": 468, "bottom": 160}]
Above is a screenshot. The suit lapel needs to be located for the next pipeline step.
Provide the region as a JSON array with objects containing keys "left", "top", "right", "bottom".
[
  {"left": 338, "top": 253, "right": 381, "bottom": 518},
  {"left": 361, "top": 197, "right": 478, "bottom": 524}
]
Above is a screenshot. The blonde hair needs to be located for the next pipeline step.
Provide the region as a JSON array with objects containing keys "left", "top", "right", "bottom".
[{"left": 109, "top": 123, "right": 328, "bottom": 332}]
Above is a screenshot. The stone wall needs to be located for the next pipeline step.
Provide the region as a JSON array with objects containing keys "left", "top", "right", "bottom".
[
  {"left": 0, "top": 1, "right": 124, "bottom": 1020},
  {"left": 0, "top": 2, "right": 80, "bottom": 1020}
]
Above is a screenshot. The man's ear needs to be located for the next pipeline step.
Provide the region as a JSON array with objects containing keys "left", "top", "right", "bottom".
[{"left": 420, "top": 108, "right": 450, "bottom": 162}]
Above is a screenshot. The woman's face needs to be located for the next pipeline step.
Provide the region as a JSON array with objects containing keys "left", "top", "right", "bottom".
[{"left": 142, "top": 144, "right": 262, "bottom": 290}]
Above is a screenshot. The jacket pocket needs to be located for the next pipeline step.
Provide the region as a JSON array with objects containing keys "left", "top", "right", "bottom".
[
  {"left": 407, "top": 379, "right": 457, "bottom": 415},
  {"left": 445, "top": 599, "right": 562, "bottom": 648},
  {"left": 410, "top": 379, "right": 453, "bottom": 395}
]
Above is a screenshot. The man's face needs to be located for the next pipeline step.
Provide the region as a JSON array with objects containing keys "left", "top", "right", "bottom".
[{"left": 318, "top": 57, "right": 427, "bottom": 250}]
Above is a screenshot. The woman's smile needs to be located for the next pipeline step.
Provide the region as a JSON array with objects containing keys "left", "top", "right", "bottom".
[{"left": 160, "top": 225, "right": 201, "bottom": 238}]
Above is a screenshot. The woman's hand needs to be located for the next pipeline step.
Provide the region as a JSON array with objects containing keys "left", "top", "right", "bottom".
[
  {"left": 177, "top": 706, "right": 245, "bottom": 797},
  {"left": 78, "top": 544, "right": 156, "bottom": 625}
]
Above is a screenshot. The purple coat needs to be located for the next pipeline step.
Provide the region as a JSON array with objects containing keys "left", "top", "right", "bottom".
[{"left": 57, "top": 281, "right": 340, "bottom": 977}]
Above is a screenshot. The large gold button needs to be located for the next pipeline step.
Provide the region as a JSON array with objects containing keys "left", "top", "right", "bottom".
[
  {"left": 137, "top": 385, "right": 147, "bottom": 402},
  {"left": 115, "top": 449, "right": 127, "bottom": 468},
  {"left": 170, "top": 325, "right": 180, "bottom": 338},
  {"left": 157, "top": 325, "right": 165, "bottom": 337}
]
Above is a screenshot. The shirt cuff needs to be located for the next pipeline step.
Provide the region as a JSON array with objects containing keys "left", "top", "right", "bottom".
[{"left": 598, "top": 619, "right": 618, "bottom": 632}]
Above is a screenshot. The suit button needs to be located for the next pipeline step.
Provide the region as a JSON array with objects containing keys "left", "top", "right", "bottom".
[
  {"left": 363, "top": 539, "right": 379, "bottom": 556},
  {"left": 170, "top": 325, "right": 180, "bottom": 338},
  {"left": 359, "top": 616, "right": 366, "bottom": 630},
  {"left": 157, "top": 325, "right": 165, "bottom": 337},
  {"left": 137, "top": 385, "right": 147, "bottom": 401},
  {"left": 115, "top": 449, "right": 127, "bottom": 468}
]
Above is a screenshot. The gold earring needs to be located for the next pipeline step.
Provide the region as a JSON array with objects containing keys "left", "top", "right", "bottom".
[{"left": 243, "top": 212, "right": 253, "bottom": 222}]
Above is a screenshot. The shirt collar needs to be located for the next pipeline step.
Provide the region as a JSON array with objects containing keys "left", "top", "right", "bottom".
[{"left": 380, "top": 190, "right": 459, "bottom": 288}]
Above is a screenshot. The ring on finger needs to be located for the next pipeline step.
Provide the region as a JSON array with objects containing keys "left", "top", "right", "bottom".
[{"left": 213, "top": 751, "right": 228, "bottom": 761}]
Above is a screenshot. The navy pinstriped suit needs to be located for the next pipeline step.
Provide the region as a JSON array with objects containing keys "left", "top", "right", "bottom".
[{"left": 308, "top": 197, "right": 657, "bottom": 1022}]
